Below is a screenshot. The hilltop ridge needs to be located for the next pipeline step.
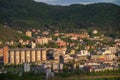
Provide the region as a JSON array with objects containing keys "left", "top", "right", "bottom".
[{"left": 0, "top": 0, "right": 120, "bottom": 32}]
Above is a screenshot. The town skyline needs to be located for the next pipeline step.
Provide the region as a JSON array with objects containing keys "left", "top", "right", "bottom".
[{"left": 0, "top": 0, "right": 120, "bottom": 80}]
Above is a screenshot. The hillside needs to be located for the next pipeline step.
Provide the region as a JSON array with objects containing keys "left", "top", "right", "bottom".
[
  {"left": 0, "top": 24, "right": 30, "bottom": 42},
  {"left": 0, "top": 0, "right": 120, "bottom": 32}
]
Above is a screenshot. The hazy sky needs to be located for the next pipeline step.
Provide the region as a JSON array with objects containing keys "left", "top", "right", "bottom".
[{"left": 34, "top": 0, "right": 120, "bottom": 5}]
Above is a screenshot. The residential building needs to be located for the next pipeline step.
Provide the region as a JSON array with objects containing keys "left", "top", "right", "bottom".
[
  {"left": 35, "top": 37, "right": 51, "bottom": 45},
  {"left": 26, "top": 31, "right": 32, "bottom": 37},
  {"left": 108, "top": 47, "right": 117, "bottom": 54},
  {"left": 77, "top": 50, "right": 90, "bottom": 56},
  {"left": 64, "top": 32, "right": 89, "bottom": 38},
  {"left": 31, "top": 41, "right": 36, "bottom": 48}
]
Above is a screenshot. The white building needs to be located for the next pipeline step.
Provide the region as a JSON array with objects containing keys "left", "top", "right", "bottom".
[
  {"left": 92, "top": 30, "right": 98, "bottom": 34},
  {"left": 77, "top": 50, "right": 90, "bottom": 56},
  {"left": 46, "top": 68, "right": 54, "bottom": 79},
  {"left": 24, "top": 63, "right": 30, "bottom": 72},
  {"left": 31, "top": 41, "right": 36, "bottom": 48},
  {"left": 71, "top": 37, "right": 78, "bottom": 40}
]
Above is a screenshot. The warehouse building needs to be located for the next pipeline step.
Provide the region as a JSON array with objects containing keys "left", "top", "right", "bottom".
[{"left": 3, "top": 47, "right": 47, "bottom": 65}]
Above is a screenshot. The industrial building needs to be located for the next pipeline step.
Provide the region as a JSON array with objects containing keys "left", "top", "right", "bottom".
[{"left": 3, "top": 47, "right": 47, "bottom": 65}]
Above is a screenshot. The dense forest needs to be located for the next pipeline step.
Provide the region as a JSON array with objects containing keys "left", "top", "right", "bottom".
[{"left": 0, "top": 0, "right": 120, "bottom": 32}]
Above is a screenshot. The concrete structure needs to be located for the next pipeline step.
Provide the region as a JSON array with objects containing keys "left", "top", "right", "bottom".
[
  {"left": 16, "top": 51, "right": 20, "bottom": 64},
  {"left": 31, "top": 50, "right": 36, "bottom": 62},
  {"left": 3, "top": 47, "right": 9, "bottom": 64},
  {"left": 2, "top": 47, "right": 47, "bottom": 65},
  {"left": 42, "top": 50, "right": 47, "bottom": 61},
  {"left": 21, "top": 50, "right": 25, "bottom": 63},
  {"left": 9, "top": 51, "right": 14, "bottom": 64},
  {"left": 36, "top": 50, "right": 41, "bottom": 62},
  {"left": 26, "top": 50, "right": 30, "bottom": 63}
]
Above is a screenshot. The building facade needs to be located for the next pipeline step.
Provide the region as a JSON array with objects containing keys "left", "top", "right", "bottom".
[
  {"left": 26, "top": 31, "right": 32, "bottom": 37},
  {"left": 3, "top": 47, "right": 47, "bottom": 65}
]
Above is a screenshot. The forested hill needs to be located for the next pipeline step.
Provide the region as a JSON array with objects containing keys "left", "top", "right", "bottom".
[{"left": 0, "top": 0, "right": 120, "bottom": 32}]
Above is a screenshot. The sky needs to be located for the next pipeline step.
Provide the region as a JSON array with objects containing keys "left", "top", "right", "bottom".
[{"left": 34, "top": 0, "right": 120, "bottom": 5}]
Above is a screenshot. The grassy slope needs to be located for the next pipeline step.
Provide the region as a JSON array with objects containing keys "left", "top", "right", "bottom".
[{"left": 0, "top": 24, "right": 30, "bottom": 42}]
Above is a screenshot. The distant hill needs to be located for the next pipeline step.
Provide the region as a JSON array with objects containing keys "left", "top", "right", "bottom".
[{"left": 0, "top": 0, "right": 120, "bottom": 32}]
